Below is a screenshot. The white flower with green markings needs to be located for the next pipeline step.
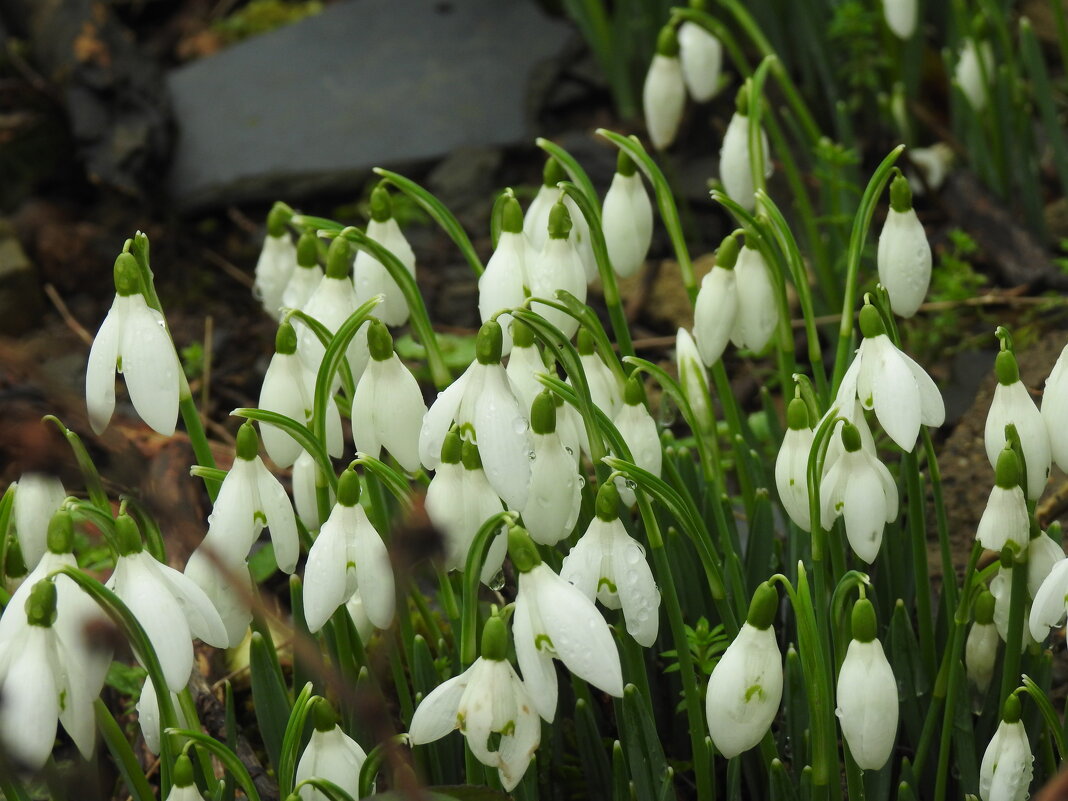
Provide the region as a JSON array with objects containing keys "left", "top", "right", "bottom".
[
  {"left": 296, "top": 700, "right": 369, "bottom": 801},
  {"left": 253, "top": 205, "right": 297, "bottom": 319},
  {"left": 478, "top": 195, "right": 528, "bottom": 355},
  {"left": 693, "top": 233, "right": 741, "bottom": 366},
  {"left": 602, "top": 151, "right": 653, "bottom": 278},
  {"left": 985, "top": 345, "right": 1050, "bottom": 501},
  {"left": 527, "top": 200, "right": 587, "bottom": 340},
  {"left": 521, "top": 391, "right": 582, "bottom": 546},
  {"left": 775, "top": 397, "right": 815, "bottom": 532},
  {"left": 354, "top": 185, "right": 416, "bottom": 327},
  {"left": 877, "top": 173, "right": 931, "bottom": 318},
  {"left": 643, "top": 26, "right": 686, "bottom": 150},
  {"left": 979, "top": 695, "right": 1033, "bottom": 801},
  {"left": 719, "top": 86, "right": 772, "bottom": 213}
]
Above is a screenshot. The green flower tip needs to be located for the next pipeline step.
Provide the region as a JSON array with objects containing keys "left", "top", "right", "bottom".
[
  {"left": 531, "top": 390, "right": 557, "bottom": 435},
  {"left": 26, "top": 579, "right": 57, "bottom": 627},
  {"left": 595, "top": 481, "right": 620, "bottom": 521},
  {"left": 115, "top": 513, "right": 143, "bottom": 556},
  {"left": 236, "top": 422, "right": 260, "bottom": 461},
  {"left": 461, "top": 438, "right": 483, "bottom": 471},
  {"left": 624, "top": 375, "right": 645, "bottom": 407},
  {"left": 476, "top": 320, "right": 504, "bottom": 364},
  {"left": 716, "top": 233, "right": 742, "bottom": 271},
  {"left": 746, "top": 581, "right": 778, "bottom": 630},
  {"left": 688, "top": 0, "right": 709, "bottom": 9},
  {"left": 4, "top": 536, "right": 26, "bottom": 578},
  {"left": 840, "top": 421, "right": 862, "bottom": 453},
  {"left": 735, "top": 83, "right": 750, "bottom": 117},
  {"left": 994, "top": 446, "right": 1021, "bottom": 490},
  {"left": 656, "top": 25, "right": 680, "bottom": 57},
  {"left": 370, "top": 184, "right": 393, "bottom": 223},
  {"left": 576, "top": 327, "right": 595, "bottom": 356},
  {"left": 973, "top": 590, "right": 995, "bottom": 625},
  {"left": 1002, "top": 693, "right": 1022, "bottom": 724},
  {"left": 501, "top": 195, "right": 524, "bottom": 235},
  {"left": 616, "top": 150, "right": 637, "bottom": 177},
  {"left": 507, "top": 525, "right": 542, "bottom": 573},
  {"left": 113, "top": 252, "right": 142, "bottom": 297},
  {"left": 994, "top": 350, "right": 1019, "bottom": 386},
  {"left": 367, "top": 318, "right": 394, "bottom": 361},
  {"left": 510, "top": 320, "right": 535, "bottom": 349},
  {"left": 480, "top": 612, "right": 509, "bottom": 661},
  {"left": 172, "top": 754, "right": 195, "bottom": 788},
  {"left": 312, "top": 697, "right": 338, "bottom": 732},
  {"left": 547, "top": 200, "right": 572, "bottom": 240},
  {"left": 325, "top": 236, "right": 352, "bottom": 280},
  {"left": 786, "top": 397, "right": 809, "bottom": 431},
  {"left": 999, "top": 543, "right": 1019, "bottom": 568},
  {"left": 858, "top": 303, "right": 886, "bottom": 339},
  {"left": 850, "top": 598, "right": 878, "bottom": 643},
  {"left": 543, "top": 157, "right": 566, "bottom": 188},
  {"left": 889, "top": 173, "right": 913, "bottom": 213},
  {"left": 296, "top": 231, "right": 319, "bottom": 268},
  {"left": 47, "top": 509, "right": 73, "bottom": 555},
  {"left": 275, "top": 321, "right": 298, "bottom": 355},
  {"left": 337, "top": 468, "right": 362, "bottom": 507},
  {"left": 440, "top": 428, "right": 462, "bottom": 465},
  {"left": 267, "top": 203, "right": 293, "bottom": 238}
]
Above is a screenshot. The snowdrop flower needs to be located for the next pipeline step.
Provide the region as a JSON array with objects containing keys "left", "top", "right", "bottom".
[
  {"left": 1042, "top": 342, "right": 1068, "bottom": 472},
  {"left": 258, "top": 320, "right": 343, "bottom": 468},
  {"left": 719, "top": 86, "right": 772, "bottom": 213},
  {"left": 613, "top": 375, "right": 663, "bottom": 507},
  {"left": 975, "top": 447, "right": 1030, "bottom": 554},
  {"left": 183, "top": 552, "right": 253, "bottom": 649},
  {"left": 13, "top": 473, "right": 66, "bottom": 570},
  {"left": 107, "top": 514, "right": 228, "bottom": 691},
  {"left": 990, "top": 560, "right": 1031, "bottom": 653},
  {"left": 775, "top": 397, "right": 814, "bottom": 531},
  {"left": 425, "top": 432, "right": 507, "bottom": 583},
  {"left": 979, "top": 695, "right": 1033, "bottom": 801},
  {"left": 985, "top": 346, "right": 1050, "bottom": 500},
  {"left": 1030, "top": 552, "right": 1068, "bottom": 641},
  {"left": 253, "top": 205, "right": 297, "bottom": 320},
  {"left": 352, "top": 320, "right": 427, "bottom": 472},
  {"left": 527, "top": 201, "right": 587, "bottom": 340},
  {"left": 296, "top": 700, "right": 368, "bottom": 801},
  {"left": 678, "top": 19, "right": 722, "bottom": 102},
  {"left": 166, "top": 755, "right": 207, "bottom": 801},
  {"left": 0, "top": 580, "right": 101, "bottom": 769},
  {"left": 731, "top": 242, "right": 777, "bottom": 353},
  {"left": 907, "top": 143, "right": 954, "bottom": 194},
  {"left": 521, "top": 391, "right": 582, "bottom": 546},
  {"left": 820, "top": 421, "right": 898, "bottom": 563},
  {"left": 575, "top": 328, "right": 623, "bottom": 419},
  {"left": 524, "top": 158, "right": 565, "bottom": 253},
  {"left": 676, "top": 328, "right": 712, "bottom": 428},
  {"left": 877, "top": 174, "right": 931, "bottom": 318},
  {"left": 506, "top": 327, "right": 583, "bottom": 463},
  {"left": 693, "top": 233, "right": 741, "bottom": 366},
  {"left": 1027, "top": 528, "right": 1064, "bottom": 598},
  {"left": 966, "top": 590, "right": 998, "bottom": 694},
  {"left": 835, "top": 599, "right": 898, "bottom": 771},
  {"left": 86, "top": 252, "right": 182, "bottom": 437},
  {"left": 419, "top": 320, "right": 533, "bottom": 509},
  {"left": 882, "top": 0, "right": 917, "bottom": 39},
  {"left": 957, "top": 38, "right": 993, "bottom": 112},
  {"left": 280, "top": 230, "right": 325, "bottom": 312},
  {"left": 293, "top": 448, "right": 332, "bottom": 530},
  {"left": 193, "top": 423, "right": 299, "bottom": 574},
  {"left": 509, "top": 526, "right": 623, "bottom": 721},
  {"left": 136, "top": 677, "right": 188, "bottom": 755},
  {"left": 560, "top": 482, "right": 660, "bottom": 646},
  {"left": 409, "top": 612, "right": 540, "bottom": 790},
  {"left": 478, "top": 196, "right": 528, "bottom": 355},
  {"left": 602, "top": 151, "right": 653, "bottom": 279},
  {"left": 643, "top": 26, "right": 686, "bottom": 150},
  {"left": 302, "top": 469, "right": 395, "bottom": 633},
  {"left": 354, "top": 185, "right": 416, "bottom": 326},
  {"left": 706, "top": 582, "right": 783, "bottom": 758},
  {"left": 297, "top": 236, "right": 371, "bottom": 384}
]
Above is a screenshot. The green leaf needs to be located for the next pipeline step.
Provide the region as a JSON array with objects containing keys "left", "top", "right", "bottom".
[
  {"left": 278, "top": 683, "right": 316, "bottom": 794},
  {"left": 231, "top": 407, "right": 336, "bottom": 493},
  {"left": 249, "top": 631, "right": 291, "bottom": 770},
  {"left": 105, "top": 661, "right": 147, "bottom": 696},
  {"left": 534, "top": 138, "right": 600, "bottom": 220},
  {"left": 248, "top": 542, "right": 278, "bottom": 583},
  {"left": 165, "top": 729, "right": 263, "bottom": 801}
]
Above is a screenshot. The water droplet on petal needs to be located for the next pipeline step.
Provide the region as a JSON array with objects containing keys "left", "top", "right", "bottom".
[
  {"left": 577, "top": 475, "right": 586, "bottom": 488},
  {"left": 528, "top": 451, "right": 537, "bottom": 461},
  {"left": 513, "top": 418, "right": 529, "bottom": 435},
  {"left": 625, "top": 479, "right": 638, "bottom": 490},
  {"left": 488, "top": 570, "right": 506, "bottom": 591}
]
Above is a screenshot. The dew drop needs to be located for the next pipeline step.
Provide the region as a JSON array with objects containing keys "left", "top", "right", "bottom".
[
  {"left": 513, "top": 417, "right": 529, "bottom": 435},
  {"left": 488, "top": 570, "right": 506, "bottom": 591},
  {"left": 565, "top": 447, "right": 574, "bottom": 456},
  {"left": 577, "top": 475, "right": 586, "bottom": 488},
  {"left": 625, "top": 479, "right": 638, "bottom": 490},
  {"left": 528, "top": 450, "right": 537, "bottom": 462}
]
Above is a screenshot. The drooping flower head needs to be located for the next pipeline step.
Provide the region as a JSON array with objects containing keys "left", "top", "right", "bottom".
[
  {"left": 966, "top": 590, "right": 998, "bottom": 694},
  {"left": 527, "top": 201, "right": 587, "bottom": 340},
  {"left": 979, "top": 695, "right": 1033, "bottom": 801},
  {"left": 296, "top": 699, "right": 369, "bottom": 801},
  {"left": 478, "top": 194, "right": 528, "bottom": 354},
  {"left": 12, "top": 473, "right": 66, "bottom": 570},
  {"left": 877, "top": 173, "right": 931, "bottom": 318},
  {"left": 613, "top": 375, "right": 663, "bottom": 507},
  {"left": 693, "top": 232, "right": 741, "bottom": 366},
  {"left": 1041, "top": 341, "right": 1068, "bottom": 473},
  {"left": 882, "top": 0, "right": 917, "bottom": 39},
  {"left": 678, "top": 16, "right": 723, "bottom": 102},
  {"left": 643, "top": 25, "right": 686, "bottom": 151},
  {"left": 280, "top": 229, "right": 325, "bottom": 313},
  {"left": 354, "top": 184, "right": 416, "bottom": 327},
  {"left": 975, "top": 446, "right": 1030, "bottom": 554},
  {"left": 602, "top": 151, "right": 653, "bottom": 279},
  {"left": 521, "top": 391, "right": 581, "bottom": 546},
  {"left": 985, "top": 343, "right": 1050, "bottom": 501},
  {"left": 719, "top": 84, "right": 772, "bottom": 213},
  {"left": 253, "top": 203, "right": 297, "bottom": 320},
  {"left": 775, "top": 396, "right": 814, "bottom": 532}
]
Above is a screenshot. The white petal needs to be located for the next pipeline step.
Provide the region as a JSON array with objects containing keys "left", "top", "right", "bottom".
[
  {"left": 120, "top": 296, "right": 180, "bottom": 436},
  {"left": 153, "top": 558, "right": 229, "bottom": 649},
  {"left": 678, "top": 22, "right": 723, "bottom": 101},
  {"left": 877, "top": 207, "right": 930, "bottom": 317},
  {"left": 474, "top": 366, "right": 533, "bottom": 509},
  {"left": 302, "top": 506, "right": 351, "bottom": 633},
  {"left": 296, "top": 726, "right": 367, "bottom": 801},
  {"left": 512, "top": 589, "right": 558, "bottom": 722},
  {"left": 254, "top": 459, "right": 299, "bottom": 573},
  {"left": 986, "top": 381, "right": 1051, "bottom": 500},
  {"left": 479, "top": 232, "right": 527, "bottom": 345},
  {"left": 0, "top": 627, "right": 59, "bottom": 768},
  {"left": 731, "top": 245, "right": 777, "bottom": 351},
  {"left": 613, "top": 535, "right": 661, "bottom": 647},
  {"left": 205, "top": 461, "right": 260, "bottom": 562},
  {"left": 14, "top": 473, "right": 66, "bottom": 569},
  {"left": 869, "top": 338, "right": 922, "bottom": 450},
  {"left": 352, "top": 506, "right": 395, "bottom": 629},
  {"left": 775, "top": 428, "right": 813, "bottom": 532},
  {"left": 705, "top": 623, "right": 782, "bottom": 758},
  {"left": 1028, "top": 534, "right": 1065, "bottom": 599},
  {"left": 1029, "top": 558, "right": 1068, "bottom": 642},
  {"left": 693, "top": 267, "right": 738, "bottom": 366},
  {"left": 254, "top": 233, "right": 298, "bottom": 318},
  {"left": 258, "top": 353, "right": 309, "bottom": 468},
  {"left": 496, "top": 672, "right": 540, "bottom": 790},
  {"left": 373, "top": 356, "right": 427, "bottom": 472},
  {"left": 842, "top": 464, "right": 887, "bottom": 563},
  {"left": 559, "top": 525, "right": 603, "bottom": 601},
  {"left": 522, "top": 433, "right": 581, "bottom": 545},
  {"left": 835, "top": 639, "right": 898, "bottom": 770},
  {"left": 409, "top": 671, "right": 468, "bottom": 744},
  {"left": 975, "top": 485, "right": 1030, "bottom": 554},
  {"left": 602, "top": 172, "right": 652, "bottom": 279},
  {"left": 523, "top": 185, "right": 557, "bottom": 252},
  {"left": 85, "top": 296, "right": 123, "bottom": 435},
  {"left": 184, "top": 549, "right": 253, "bottom": 647},
  {"left": 643, "top": 55, "right": 686, "bottom": 150},
  {"left": 419, "top": 368, "right": 472, "bottom": 469},
  {"left": 53, "top": 629, "right": 98, "bottom": 759}
]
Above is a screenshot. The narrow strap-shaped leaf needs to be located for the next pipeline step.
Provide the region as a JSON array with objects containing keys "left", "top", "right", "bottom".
[
  {"left": 621, "top": 684, "right": 670, "bottom": 801},
  {"left": 123, "top": 496, "right": 167, "bottom": 564},
  {"left": 43, "top": 415, "right": 109, "bottom": 513},
  {"left": 535, "top": 138, "right": 600, "bottom": 219},
  {"left": 221, "top": 681, "right": 238, "bottom": 801},
  {"left": 574, "top": 697, "right": 613, "bottom": 801},
  {"left": 231, "top": 408, "right": 336, "bottom": 493},
  {"left": 166, "top": 729, "right": 263, "bottom": 801},
  {"left": 1021, "top": 674, "right": 1068, "bottom": 761},
  {"left": 286, "top": 308, "right": 357, "bottom": 400},
  {"left": 295, "top": 777, "right": 359, "bottom": 801},
  {"left": 249, "top": 631, "right": 291, "bottom": 770},
  {"left": 350, "top": 454, "right": 413, "bottom": 512},
  {"left": 95, "top": 698, "right": 155, "bottom": 801},
  {"left": 278, "top": 683, "right": 316, "bottom": 795},
  {"left": 460, "top": 510, "right": 519, "bottom": 665},
  {"left": 358, "top": 734, "right": 409, "bottom": 799}
]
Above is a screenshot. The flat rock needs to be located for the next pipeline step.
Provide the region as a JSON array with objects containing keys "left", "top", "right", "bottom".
[{"left": 166, "top": 0, "right": 571, "bottom": 210}]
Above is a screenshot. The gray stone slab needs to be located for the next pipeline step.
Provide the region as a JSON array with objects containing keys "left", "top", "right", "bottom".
[{"left": 166, "top": 0, "right": 571, "bottom": 210}]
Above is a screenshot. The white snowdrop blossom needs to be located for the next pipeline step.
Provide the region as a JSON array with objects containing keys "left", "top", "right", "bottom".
[
  {"left": 165, "top": 756, "right": 208, "bottom": 801},
  {"left": 509, "top": 527, "right": 624, "bottom": 722},
  {"left": 136, "top": 677, "right": 188, "bottom": 755},
  {"left": 478, "top": 196, "right": 528, "bottom": 355},
  {"left": 693, "top": 234, "right": 741, "bottom": 366},
  {"left": 613, "top": 376, "right": 663, "bottom": 507},
  {"left": 1041, "top": 342, "right": 1068, "bottom": 472},
  {"left": 1027, "top": 531, "right": 1064, "bottom": 598},
  {"left": 574, "top": 329, "right": 623, "bottom": 420},
  {"left": 86, "top": 252, "right": 182, "bottom": 437},
  {"left": 293, "top": 448, "right": 332, "bottom": 530},
  {"left": 882, "top": 0, "right": 917, "bottom": 39},
  {"left": 296, "top": 701, "right": 369, "bottom": 801},
  {"left": 979, "top": 697, "right": 1033, "bottom": 801},
  {"left": 560, "top": 483, "right": 660, "bottom": 647},
  {"left": 527, "top": 201, "right": 587, "bottom": 340},
  {"left": 975, "top": 448, "right": 1029, "bottom": 554},
  {"left": 107, "top": 515, "right": 228, "bottom": 692},
  {"left": 1029, "top": 557, "right": 1068, "bottom": 642},
  {"left": 957, "top": 38, "right": 993, "bottom": 111},
  {"left": 409, "top": 615, "right": 540, "bottom": 791},
  {"left": 719, "top": 88, "right": 772, "bottom": 213},
  {"left": 419, "top": 320, "right": 533, "bottom": 510},
  {"left": 819, "top": 422, "right": 898, "bottom": 563},
  {"left": 352, "top": 320, "right": 427, "bottom": 473},
  {"left": 730, "top": 243, "right": 777, "bottom": 353},
  {"left": 258, "top": 320, "right": 343, "bottom": 468},
  {"left": 990, "top": 565, "right": 1031, "bottom": 653},
  {"left": 253, "top": 213, "right": 298, "bottom": 319},
  {"left": 280, "top": 231, "right": 324, "bottom": 312},
  {"left": 775, "top": 397, "right": 815, "bottom": 532},
  {"left": 676, "top": 328, "right": 712, "bottom": 427},
  {"left": 302, "top": 469, "right": 395, "bottom": 633},
  {"left": 12, "top": 473, "right": 66, "bottom": 570},
  {"left": 354, "top": 186, "right": 416, "bottom": 326},
  {"left": 602, "top": 153, "right": 653, "bottom": 278},
  {"left": 706, "top": 583, "right": 783, "bottom": 759},
  {"left": 966, "top": 606, "right": 999, "bottom": 695},
  {"left": 877, "top": 174, "right": 931, "bottom": 318},
  {"left": 643, "top": 27, "right": 686, "bottom": 150},
  {"left": 521, "top": 392, "right": 582, "bottom": 546},
  {"left": 985, "top": 347, "right": 1050, "bottom": 500},
  {"left": 678, "top": 21, "right": 722, "bottom": 102},
  {"left": 183, "top": 553, "right": 253, "bottom": 648},
  {"left": 907, "top": 143, "right": 953, "bottom": 194},
  {"left": 523, "top": 159, "right": 565, "bottom": 252},
  {"left": 835, "top": 600, "right": 898, "bottom": 771}
]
